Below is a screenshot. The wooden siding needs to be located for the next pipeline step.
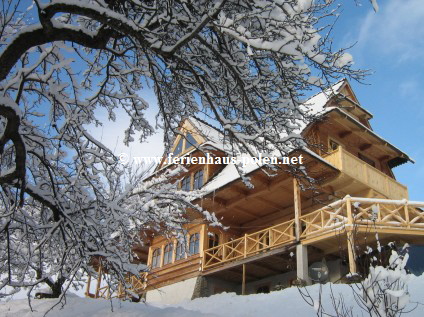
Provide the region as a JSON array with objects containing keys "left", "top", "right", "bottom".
[{"left": 323, "top": 147, "right": 408, "bottom": 199}]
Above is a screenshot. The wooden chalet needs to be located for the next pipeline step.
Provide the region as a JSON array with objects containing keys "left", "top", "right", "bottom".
[{"left": 86, "top": 79, "right": 424, "bottom": 303}]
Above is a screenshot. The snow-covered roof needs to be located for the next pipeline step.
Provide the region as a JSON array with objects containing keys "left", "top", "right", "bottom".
[
  {"left": 188, "top": 117, "right": 226, "bottom": 148},
  {"left": 302, "top": 78, "right": 345, "bottom": 114},
  {"left": 197, "top": 79, "right": 412, "bottom": 193},
  {"left": 157, "top": 79, "right": 412, "bottom": 193}
]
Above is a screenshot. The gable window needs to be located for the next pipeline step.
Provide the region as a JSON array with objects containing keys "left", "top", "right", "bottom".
[
  {"left": 175, "top": 241, "right": 186, "bottom": 261},
  {"left": 181, "top": 177, "right": 191, "bottom": 191},
  {"left": 358, "top": 153, "right": 375, "bottom": 168},
  {"left": 151, "top": 248, "right": 161, "bottom": 268},
  {"left": 163, "top": 243, "right": 174, "bottom": 265},
  {"left": 186, "top": 133, "right": 198, "bottom": 148},
  {"left": 174, "top": 139, "right": 184, "bottom": 155},
  {"left": 193, "top": 169, "right": 204, "bottom": 190},
  {"left": 329, "top": 139, "right": 340, "bottom": 152},
  {"left": 189, "top": 233, "right": 200, "bottom": 255}
]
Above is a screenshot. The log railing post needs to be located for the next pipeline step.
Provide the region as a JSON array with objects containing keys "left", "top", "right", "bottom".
[
  {"left": 244, "top": 233, "right": 248, "bottom": 258},
  {"left": 404, "top": 200, "right": 410, "bottom": 228},
  {"left": 345, "top": 196, "right": 357, "bottom": 274}
]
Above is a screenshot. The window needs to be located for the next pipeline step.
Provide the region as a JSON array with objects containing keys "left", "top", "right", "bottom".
[
  {"left": 208, "top": 233, "right": 220, "bottom": 249},
  {"left": 172, "top": 132, "right": 197, "bottom": 156},
  {"left": 163, "top": 243, "right": 174, "bottom": 265},
  {"left": 329, "top": 139, "right": 340, "bottom": 152},
  {"left": 358, "top": 153, "right": 375, "bottom": 167},
  {"left": 186, "top": 133, "right": 198, "bottom": 148},
  {"left": 181, "top": 177, "right": 191, "bottom": 191},
  {"left": 176, "top": 241, "right": 186, "bottom": 260},
  {"left": 189, "top": 233, "right": 200, "bottom": 255},
  {"left": 174, "top": 138, "right": 183, "bottom": 155},
  {"left": 193, "top": 169, "right": 204, "bottom": 190},
  {"left": 151, "top": 248, "right": 161, "bottom": 268}
]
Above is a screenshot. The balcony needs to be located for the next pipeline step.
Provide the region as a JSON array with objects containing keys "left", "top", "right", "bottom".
[
  {"left": 89, "top": 197, "right": 424, "bottom": 297},
  {"left": 202, "top": 220, "right": 295, "bottom": 270},
  {"left": 201, "top": 197, "right": 424, "bottom": 271},
  {"left": 323, "top": 147, "right": 408, "bottom": 200}
]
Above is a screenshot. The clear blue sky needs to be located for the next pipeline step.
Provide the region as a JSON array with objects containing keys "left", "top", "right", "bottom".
[{"left": 330, "top": 0, "right": 424, "bottom": 201}]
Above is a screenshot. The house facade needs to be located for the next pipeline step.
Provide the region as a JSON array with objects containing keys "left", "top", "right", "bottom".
[{"left": 86, "top": 79, "right": 424, "bottom": 304}]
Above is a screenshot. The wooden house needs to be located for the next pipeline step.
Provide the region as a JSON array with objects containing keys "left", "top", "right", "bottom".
[{"left": 86, "top": 79, "right": 424, "bottom": 303}]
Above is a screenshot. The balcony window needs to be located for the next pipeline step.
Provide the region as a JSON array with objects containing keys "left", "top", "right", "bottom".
[
  {"left": 163, "top": 243, "right": 173, "bottom": 265},
  {"left": 189, "top": 233, "right": 200, "bottom": 255},
  {"left": 193, "top": 169, "right": 204, "bottom": 190},
  {"left": 176, "top": 241, "right": 186, "bottom": 260},
  {"left": 151, "top": 248, "right": 161, "bottom": 268}
]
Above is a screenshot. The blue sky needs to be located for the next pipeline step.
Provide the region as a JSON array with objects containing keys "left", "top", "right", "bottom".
[
  {"left": 331, "top": 0, "right": 424, "bottom": 200},
  {"left": 90, "top": 0, "right": 424, "bottom": 201}
]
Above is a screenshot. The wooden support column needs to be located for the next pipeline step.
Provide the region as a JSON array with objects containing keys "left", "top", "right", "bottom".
[
  {"left": 346, "top": 231, "right": 357, "bottom": 274},
  {"left": 160, "top": 244, "right": 165, "bottom": 267},
  {"left": 200, "top": 224, "right": 207, "bottom": 271},
  {"left": 242, "top": 264, "right": 246, "bottom": 295},
  {"left": 147, "top": 246, "right": 153, "bottom": 267},
  {"left": 293, "top": 178, "right": 302, "bottom": 241},
  {"left": 85, "top": 273, "right": 92, "bottom": 297},
  {"left": 345, "top": 196, "right": 357, "bottom": 274},
  {"left": 95, "top": 264, "right": 102, "bottom": 298},
  {"left": 200, "top": 224, "right": 208, "bottom": 254},
  {"left": 296, "top": 244, "right": 311, "bottom": 285}
]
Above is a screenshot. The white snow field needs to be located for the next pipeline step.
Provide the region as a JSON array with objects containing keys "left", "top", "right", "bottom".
[{"left": 1, "top": 273, "right": 423, "bottom": 317}]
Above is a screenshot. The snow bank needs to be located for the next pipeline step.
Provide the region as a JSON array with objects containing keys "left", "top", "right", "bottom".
[{"left": 2, "top": 274, "right": 423, "bottom": 317}]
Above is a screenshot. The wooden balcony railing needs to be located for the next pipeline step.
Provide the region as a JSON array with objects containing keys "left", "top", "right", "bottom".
[
  {"left": 323, "top": 147, "right": 408, "bottom": 200},
  {"left": 299, "top": 197, "right": 424, "bottom": 239},
  {"left": 201, "top": 197, "right": 424, "bottom": 271},
  {"left": 86, "top": 272, "right": 147, "bottom": 300},
  {"left": 299, "top": 199, "right": 348, "bottom": 239},
  {"left": 202, "top": 220, "right": 295, "bottom": 270}
]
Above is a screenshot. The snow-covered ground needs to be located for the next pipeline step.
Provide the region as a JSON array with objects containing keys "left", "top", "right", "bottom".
[{"left": 2, "top": 274, "right": 423, "bottom": 317}]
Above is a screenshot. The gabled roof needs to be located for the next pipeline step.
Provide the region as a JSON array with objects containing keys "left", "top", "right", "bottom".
[{"left": 154, "top": 79, "right": 412, "bottom": 188}]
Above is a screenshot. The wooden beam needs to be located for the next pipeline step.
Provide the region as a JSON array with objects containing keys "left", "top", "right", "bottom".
[
  {"left": 214, "top": 176, "right": 291, "bottom": 215},
  {"left": 242, "top": 264, "right": 246, "bottom": 295},
  {"left": 241, "top": 204, "right": 293, "bottom": 228},
  {"left": 255, "top": 196, "right": 282, "bottom": 210},
  {"left": 346, "top": 197, "right": 357, "bottom": 274},
  {"left": 95, "top": 265, "right": 102, "bottom": 298},
  {"left": 293, "top": 178, "right": 302, "bottom": 241},
  {"left": 233, "top": 206, "right": 260, "bottom": 219},
  {"left": 359, "top": 143, "right": 373, "bottom": 151},
  {"left": 249, "top": 261, "right": 282, "bottom": 275},
  {"left": 339, "top": 131, "right": 352, "bottom": 138},
  {"left": 85, "top": 274, "right": 92, "bottom": 297}
]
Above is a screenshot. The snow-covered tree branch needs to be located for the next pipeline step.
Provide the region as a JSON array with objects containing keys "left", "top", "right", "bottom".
[{"left": 0, "top": 0, "right": 367, "bottom": 299}]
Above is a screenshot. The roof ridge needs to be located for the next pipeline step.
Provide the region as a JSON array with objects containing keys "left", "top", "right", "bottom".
[
  {"left": 304, "top": 78, "right": 346, "bottom": 102},
  {"left": 189, "top": 115, "right": 224, "bottom": 135}
]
